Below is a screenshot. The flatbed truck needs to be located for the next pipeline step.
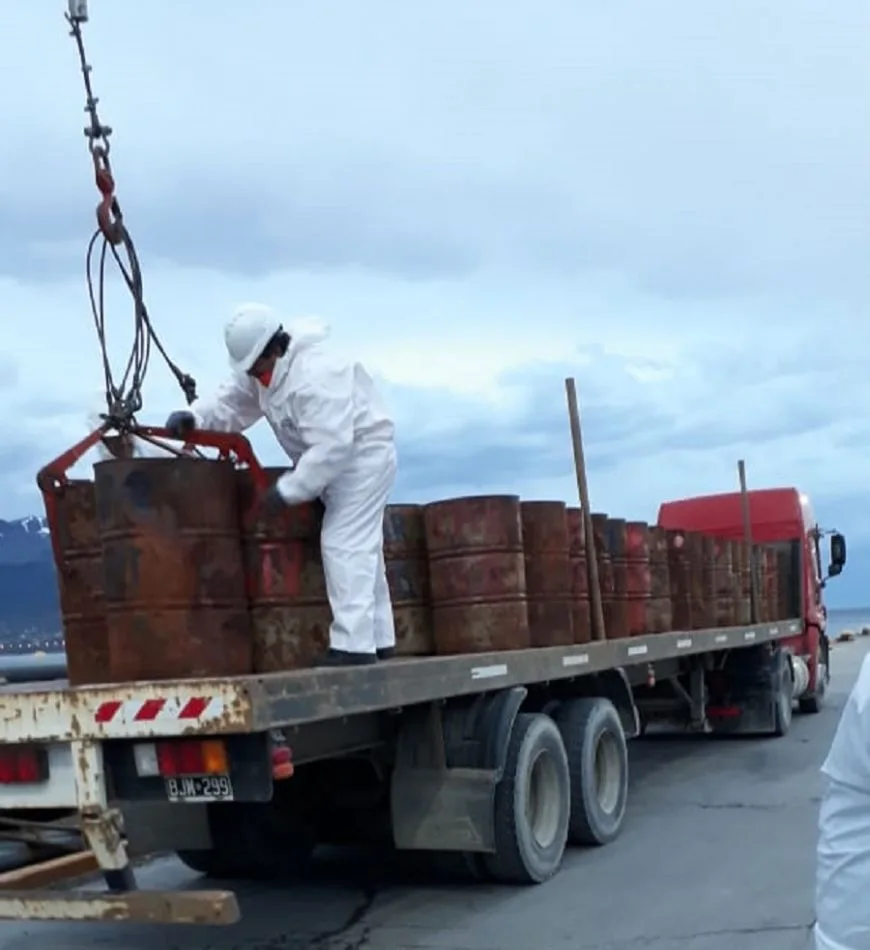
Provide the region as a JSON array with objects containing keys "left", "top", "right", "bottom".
[{"left": 0, "top": 487, "right": 845, "bottom": 926}]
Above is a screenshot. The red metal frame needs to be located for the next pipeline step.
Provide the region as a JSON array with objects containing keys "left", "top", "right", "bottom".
[
  {"left": 37, "top": 426, "right": 269, "bottom": 569},
  {"left": 132, "top": 427, "right": 268, "bottom": 491}
]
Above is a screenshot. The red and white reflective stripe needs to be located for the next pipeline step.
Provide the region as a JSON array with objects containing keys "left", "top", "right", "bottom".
[{"left": 93, "top": 696, "right": 225, "bottom": 725}]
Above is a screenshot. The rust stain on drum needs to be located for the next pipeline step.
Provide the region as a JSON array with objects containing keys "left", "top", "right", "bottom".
[
  {"left": 49, "top": 480, "right": 110, "bottom": 686},
  {"left": 760, "top": 547, "right": 779, "bottom": 623},
  {"left": 732, "top": 540, "right": 752, "bottom": 624},
  {"left": 520, "top": 501, "right": 573, "bottom": 648},
  {"left": 666, "top": 529, "right": 699, "bottom": 630},
  {"left": 383, "top": 504, "right": 434, "bottom": 656},
  {"left": 237, "top": 468, "right": 329, "bottom": 672},
  {"left": 95, "top": 457, "right": 253, "bottom": 682},
  {"left": 703, "top": 536, "right": 736, "bottom": 628},
  {"left": 424, "top": 495, "right": 529, "bottom": 654},
  {"left": 566, "top": 508, "right": 591, "bottom": 644},
  {"left": 625, "top": 522, "right": 651, "bottom": 637},
  {"left": 590, "top": 514, "right": 616, "bottom": 639},
  {"left": 604, "top": 518, "right": 629, "bottom": 639},
  {"left": 685, "top": 533, "right": 709, "bottom": 629},
  {"left": 751, "top": 545, "right": 768, "bottom": 622},
  {"left": 646, "top": 526, "right": 672, "bottom": 634}
]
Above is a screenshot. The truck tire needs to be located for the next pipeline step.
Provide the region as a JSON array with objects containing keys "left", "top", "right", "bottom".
[
  {"left": 429, "top": 850, "right": 490, "bottom": 882},
  {"left": 772, "top": 660, "right": 793, "bottom": 738},
  {"left": 484, "top": 713, "right": 570, "bottom": 885},
  {"left": 176, "top": 847, "right": 228, "bottom": 877},
  {"left": 798, "top": 646, "right": 827, "bottom": 715},
  {"left": 556, "top": 697, "right": 628, "bottom": 846},
  {"left": 177, "top": 790, "right": 317, "bottom": 881}
]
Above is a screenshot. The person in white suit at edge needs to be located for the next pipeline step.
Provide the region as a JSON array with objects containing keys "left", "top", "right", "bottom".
[
  {"left": 815, "top": 651, "right": 870, "bottom": 949},
  {"left": 164, "top": 302, "right": 398, "bottom": 668}
]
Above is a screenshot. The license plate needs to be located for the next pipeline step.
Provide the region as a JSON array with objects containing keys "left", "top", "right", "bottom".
[{"left": 165, "top": 774, "right": 234, "bottom": 803}]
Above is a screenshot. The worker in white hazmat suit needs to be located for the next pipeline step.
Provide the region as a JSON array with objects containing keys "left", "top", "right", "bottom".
[
  {"left": 815, "top": 652, "right": 870, "bottom": 949},
  {"left": 164, "top": 303, "right": 398, "bottom": 667}
]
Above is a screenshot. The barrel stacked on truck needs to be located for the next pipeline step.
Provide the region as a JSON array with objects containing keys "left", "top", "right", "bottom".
[
  {"left": 0, "top": 450, "right": 826, "bottom": 923},
  {"left": 50, "top": 456, "right": 792, "bottom": 684}
]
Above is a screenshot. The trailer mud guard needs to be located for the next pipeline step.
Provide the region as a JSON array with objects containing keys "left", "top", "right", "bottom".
[
  {"left": 390, "top": 687, "right": 527, "bottom": 853},
  {"left": 546, "top": 668, "right": 640, "bottom": 739},
  {"left": 588, "top": 669, "right": 640, "bottom": 739},
  {"left": 707, "top": 643, "right": 792, "bottom": 737}
]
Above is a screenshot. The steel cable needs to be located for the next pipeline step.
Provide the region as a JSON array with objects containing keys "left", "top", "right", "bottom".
[{"left": 66, "top": 4, "right": 196, "bottom": 431}]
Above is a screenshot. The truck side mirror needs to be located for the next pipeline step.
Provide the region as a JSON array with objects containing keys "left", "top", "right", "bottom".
[{"left": 829, "top": 532, "right": 847, "bottom": 577}]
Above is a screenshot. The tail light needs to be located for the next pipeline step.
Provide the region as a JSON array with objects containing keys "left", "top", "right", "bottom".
[
  {"left": 271, "top": 744, "right": 294, "bottom": 781},
  {"left": 0, "top": 745, "right": 49, "bottom": 784},
  {"left": 133, "top": 739, "right": 229, "bottom": 778}
]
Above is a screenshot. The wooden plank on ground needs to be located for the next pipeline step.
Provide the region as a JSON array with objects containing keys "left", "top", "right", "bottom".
[{"left": 0, "top": 851, "right": 97, "bottom": 890}]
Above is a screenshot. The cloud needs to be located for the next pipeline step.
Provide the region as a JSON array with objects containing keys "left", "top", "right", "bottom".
[
  {"left": 6, "top": 1, "right": 870, "bottom": 294},
  {"left": 3, "top": 1, "right": 870, "bottom": 610}
]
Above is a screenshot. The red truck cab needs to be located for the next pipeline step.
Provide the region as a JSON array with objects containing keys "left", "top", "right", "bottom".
[{"left": 657, "top": 487, "right": 846, "bottom": 712}]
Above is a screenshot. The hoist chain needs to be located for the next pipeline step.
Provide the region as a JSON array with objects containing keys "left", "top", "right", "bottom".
[{"left": 65, "top": 1, "right": 197, "bottom": 432}]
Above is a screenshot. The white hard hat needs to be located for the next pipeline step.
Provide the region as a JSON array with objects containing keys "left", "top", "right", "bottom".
[{"left": 224, "top": 302, "right": 283, "bottom": 373}]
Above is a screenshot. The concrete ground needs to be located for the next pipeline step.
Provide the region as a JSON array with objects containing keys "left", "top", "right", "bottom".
[{"left": 2, "top": 639, "right": 866, "bottom": 950}]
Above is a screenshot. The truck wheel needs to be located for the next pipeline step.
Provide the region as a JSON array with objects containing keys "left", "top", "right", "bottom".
[
  {"left": 798, "top": 647, "right": 827, "bottom": 715},
  {"left": 176, "top": 847, "right": 231, "bottom": 878},
  {"left": 772, "top": 660, "right": 793, "bottom": 738},
  {"left": 429, "top": 850, "right": 490, "bottom": 882},
  {"left": 485, "top": 713, "right": 570, "bottom": 885},
  {"left": 178, "top": 790, "right": 317, "bottom": 881},
  {"left": 556, "top": 697, "right": 628, "bottom": 846}
]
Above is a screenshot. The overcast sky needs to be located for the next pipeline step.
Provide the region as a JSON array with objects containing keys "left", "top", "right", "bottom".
[{"left": 3, "top": 1, "right": 868, "bottom": 606}]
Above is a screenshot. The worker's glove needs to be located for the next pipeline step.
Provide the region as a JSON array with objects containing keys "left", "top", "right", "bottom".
[
  {"left": 165, "top": 410, "right": 196, "bottom": 439},
  {"left": 259, "top": 484, "right": 289, "bottom": 519}
]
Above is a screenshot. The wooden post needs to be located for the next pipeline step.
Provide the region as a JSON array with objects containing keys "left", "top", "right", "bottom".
[
  {"left": 737, "top": 459, "right": 760, "bottom": 624},
  {"left": 565, "top": 378, "right": 606, "bottom": 641}
]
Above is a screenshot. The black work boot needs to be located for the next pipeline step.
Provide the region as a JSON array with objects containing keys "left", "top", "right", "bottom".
[
  {"left": 376, "top": 647, "right": 396, "bottom": 661},
  {"left": 312, "top": 648, "right": 377, "bottom": 668}
]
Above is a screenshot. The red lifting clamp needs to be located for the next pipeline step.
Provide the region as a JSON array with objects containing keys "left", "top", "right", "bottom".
[
  {"left": 92, "top": 149, "right": 124, "bottom": 246},
  {"left": 37, "top": 426, "right": 269, "bottom": 567},
  {"left": 134, "top": 427, "right": 269, "bottom": 493}
]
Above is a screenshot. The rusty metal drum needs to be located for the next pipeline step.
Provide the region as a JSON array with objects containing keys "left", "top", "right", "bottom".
[
  {"left": 752, "top": 545, "right": 769, "bottom": 622},
  {"left": 383, "top": 504, "right": 434, "bottom": 656},
  {"left": 424, "top": 495, "right": 530, "bottom": 655},
  {"left": 685, "top": 533, "right": 709, "bottom": 629},
  {"left": 725, "top": 541, "right": 741, "bottom": 626},
  {"left": 566, "top": 508, "right": 592, "bottom": 644},
  {"left": 646, "top": 526, "right": 672, "bottom": 634},
  {"left": 666, "top": 529, "right": 700, "bottom": 630},
  {"left": 590, "top": 514, "right": 616, "bottom": 639},
  {"left": 703, "top": 536, "right": 736, "bottom": 628},
  {"left": 761, "top": 547, "right": 779, "bottom": 622},
  {"left": 625, "top": 522, "right": 651, "bottom": 637},
  {"left": 48, "top": 480, "right": 110, "bottom": 686},
  {"left": 95, "top": 457, "right": 253, "bottom": 682},
  {"left": 520, "top": 502, "right": 573, "bottom": 648},
  {"left": 605, "top": 518, "right": 629, "bottom": 639},
  {"left": 733, "top": 540, "right": 752, "bottom": 624},
  {"left": 237, "top": 468, "right": 330, "bottom": 672}
]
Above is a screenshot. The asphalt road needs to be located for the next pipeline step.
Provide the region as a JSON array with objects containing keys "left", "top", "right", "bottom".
[{"left": 2, "top": 639, "right": 867, "bottom": 950}]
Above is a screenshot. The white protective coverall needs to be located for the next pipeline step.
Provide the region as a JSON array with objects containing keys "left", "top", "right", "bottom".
[
  {"left": 190, "top": 321, "right": 397, "bottom": 657},
  {"left": 816, "top": 652, "right": 870, "bottom": 950}
]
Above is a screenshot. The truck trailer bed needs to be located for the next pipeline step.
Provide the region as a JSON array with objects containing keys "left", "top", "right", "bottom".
[{"left": 0, "top": 619, "right": 801, "bottom": 743}]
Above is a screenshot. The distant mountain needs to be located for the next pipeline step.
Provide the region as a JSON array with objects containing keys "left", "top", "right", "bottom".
[
  {"left": 0, "top": 516, "right": 51, "bottom": 566},
  {"left": 0, "top": 516, "right": 61, "bottom": 642}
]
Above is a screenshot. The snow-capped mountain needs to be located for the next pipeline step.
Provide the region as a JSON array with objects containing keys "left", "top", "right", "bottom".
[
  {"left": 0, "top": 515, "right": 52, "bottom": 566},
  {"left": 0, "top": 515, "right": 60, "bottom": 642}
]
